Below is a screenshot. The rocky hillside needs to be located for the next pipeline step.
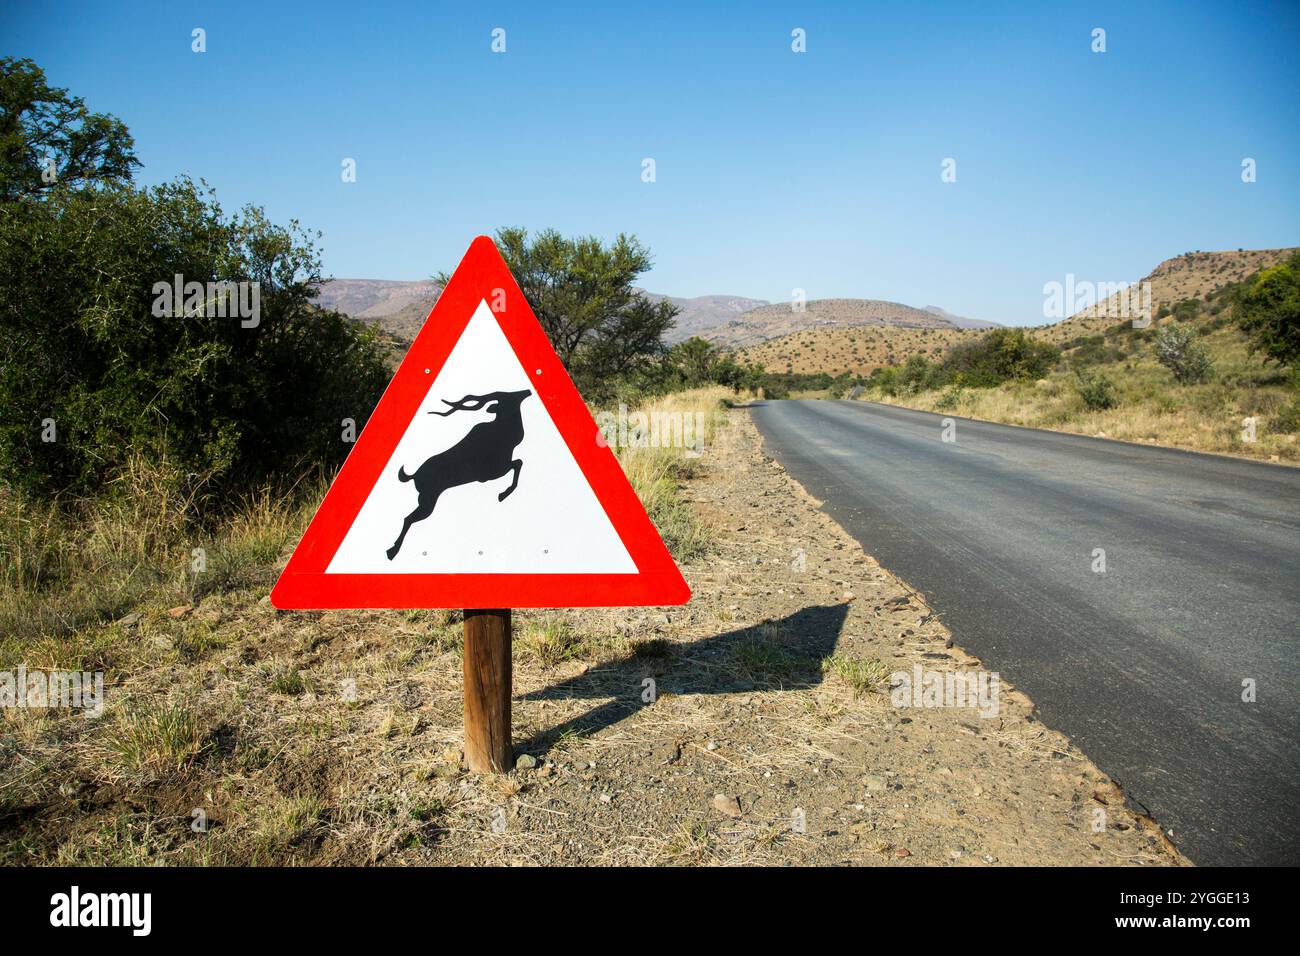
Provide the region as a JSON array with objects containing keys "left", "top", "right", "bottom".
[
  {"left": 740, "top": 248, "right": 1299, "bottom": 377},
  {"left": 742, "top": 325, "right": 972, "bottom": 376},
  {"left": 707, "top": 298, "right": 963, "bottom": 350},
  {"left": 637, "top": 291, "right": 769, "bottom": 344},
  {"left": 313, "top": 278, "right": 438, "bottom": 321},
  {"left": 1032, "top": 247, "right": 1298, "bottom": 345},
  {"left": 315, "top": 279, "right": 993, "bottom": 353},
  {"left": 857, "top": 248, "right": 1300, "bottom": 464}
]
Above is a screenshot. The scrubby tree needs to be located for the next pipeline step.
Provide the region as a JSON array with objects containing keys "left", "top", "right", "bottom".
[
  {"left": 1235, "top": 252, "right": 1300, "bottom": 367},
  {"left": 0, "top": 178, "right": 389, "bottom": 500},
  {"left": 939, "top": 328, "right": 1059, "bottom": 387},
  {"left": 709, "top": 355, "right": 758, "bottom": 394},
  {"left": 463, "top": 227, "right": 679, "bottom": 402},
  {"left": 899, "top": 354, "right": 935, "bottom": 392},
  {"left": 0, "top": 57, "right": 139, "bottom": 200},
  {"left": 1172, "top": 298, "right": 1201, "bottom": 323},
  {"left": 0, "top": 62, "right": 389, "bottom": 502},
  {"left": 710, "top": 355, "right": 744, "bottom": 392},
  {"left": 1154, "top": 325, "right": 1214, "bottom": 384},
  {"left": 871, "top": 365, "right": 900, "bottom": 396},
  {"left": 669, "top": 337, "right": 721, "bottom": 387},
  {"left": 1075, "top": 371, "right": 1119, "bottom": 410}
]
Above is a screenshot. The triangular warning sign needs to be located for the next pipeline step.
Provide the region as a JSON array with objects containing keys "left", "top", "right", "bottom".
[{"left": 271, "top": 236, "right": 691, "bottom": 609}]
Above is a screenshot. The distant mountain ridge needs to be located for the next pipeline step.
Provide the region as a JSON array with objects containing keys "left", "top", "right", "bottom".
[
  {"left": 701, "top": 298, "right": 969, "bottom": 349},
  {"left": 636, "top": 290, "right": 769, "bottom": 344},
  {"left": 312, "top": 278, "right": 437, "bottom": 320},
  {"left": 313, "top": 278, "right": 999, "bottom": 348},
  {"left": 923, "top": 305, "right": 1000, "bottom": 329}
]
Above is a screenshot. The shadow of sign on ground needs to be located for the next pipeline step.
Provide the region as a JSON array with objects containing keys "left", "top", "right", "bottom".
[{"left": 518, "top": 603, "right": 850, "bottom": 753}]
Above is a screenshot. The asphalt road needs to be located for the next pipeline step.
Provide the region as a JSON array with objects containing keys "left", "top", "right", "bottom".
[{"left": 751, "top": 399, "right": 1300, "bottom": 866}]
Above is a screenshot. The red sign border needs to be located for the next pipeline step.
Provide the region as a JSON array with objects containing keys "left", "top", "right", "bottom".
[{"left": 270, "top": 236, "right": 691, "bottom": 609}]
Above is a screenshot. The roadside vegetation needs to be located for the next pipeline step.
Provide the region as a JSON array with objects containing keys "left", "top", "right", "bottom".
[
  {"left": 0, "top": 57, "right": 745, "bottom": 864},
  {"left": 0, "top": 59, "right": 388, "bottom": 505},
  {"left": 0, "top": 386, "right": 731, "bottom": 864},
  {"left": 855, "top": 255, "right": 1300, "bottom": 462},
  {"left": 610, "top": 386, "right": 734, "bottom": 563}
]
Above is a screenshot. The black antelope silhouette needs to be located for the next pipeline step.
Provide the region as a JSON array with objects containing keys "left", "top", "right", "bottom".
[{"left": 386, "top": 389, "right": 532, "bottom": 560}]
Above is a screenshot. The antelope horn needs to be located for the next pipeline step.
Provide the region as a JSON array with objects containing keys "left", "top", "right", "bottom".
[{"left": 428, "top": 393, "right": 491, "bottom": 416}]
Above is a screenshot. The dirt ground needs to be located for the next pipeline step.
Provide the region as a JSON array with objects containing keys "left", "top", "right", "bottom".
[{"left": 0, "top": 408, "right": 1186, "bottom": 866}]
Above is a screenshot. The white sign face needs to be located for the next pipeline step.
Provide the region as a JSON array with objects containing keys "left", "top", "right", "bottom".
[{"left": 326, "top": 300, "right": 637, "bottom": 575}]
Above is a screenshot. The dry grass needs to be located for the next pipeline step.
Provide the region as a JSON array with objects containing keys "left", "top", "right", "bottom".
[
  {"left": 0, "top": 467, "right": 316, "bottom": 656},
  {"left": 104, "top": 702, "right": 211, "bottom": 774},
  {"left": 517, "top": 616, "right": 587, "bottom": 667},
  {"left": 862, "top": 315, "right": 1299, "bottom": 462},
  {"left": 821, "top": 654, "right": 891, "bottom": 696},
  {"left": 610, "top": 387, "right": 736, "bottom": 561}
]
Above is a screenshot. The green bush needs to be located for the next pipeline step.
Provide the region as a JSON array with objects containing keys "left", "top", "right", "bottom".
[
  {"left": 935, "top": 328, "right": 1059, "bottom": 388},
  {"left": 1067, "top": 334, "right": 1122, "bottom": 367},
  {"left": 0, "top": 178, "right": 389, "bottom": 501},
  {"left": 1154, "top": 326, "right": 1214, "bottom": 384},
  {"left": 898, "top": 354, "right": 935, "bottom": 393},
  {"left": 1075, "top": 372, "right": 1119, "bottom": 410},
  {"left": 1234, "top": 252, "right": 1300, "bottom": 367},
  {"left": 934, "top": 385, "right": 965, "bottom": 410},
  {"left": 872, "top": 366, "right": 899, "bottom": 396},
  {"left": 1274, "top": 400, "right": 1300, "bottom": 434},
  {"left": 753, "top": 370, "right": 848, "bottom": 397}
]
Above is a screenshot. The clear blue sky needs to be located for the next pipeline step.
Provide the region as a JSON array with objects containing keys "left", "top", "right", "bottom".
[{"left": 4, "top": 0, "right": 1298, "bottom": 324}]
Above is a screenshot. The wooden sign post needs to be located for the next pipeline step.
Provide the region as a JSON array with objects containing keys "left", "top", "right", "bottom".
[
  {"left": 462, "top": 608, "right": 512, "bottom": 772},
  {"left": 270, "top": 237, "right": 689, "bottom": 775}
]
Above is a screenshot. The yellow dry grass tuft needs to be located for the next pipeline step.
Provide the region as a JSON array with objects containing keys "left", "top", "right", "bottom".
[
  {"left": 104, "top": 702, "right": 211, "bottom": 775},
  {"left": 821, "top": 653, "right": 891, "bottom": 696},
  {"left": 608, "top": 386, "right": 736, "bottom": 561}
]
